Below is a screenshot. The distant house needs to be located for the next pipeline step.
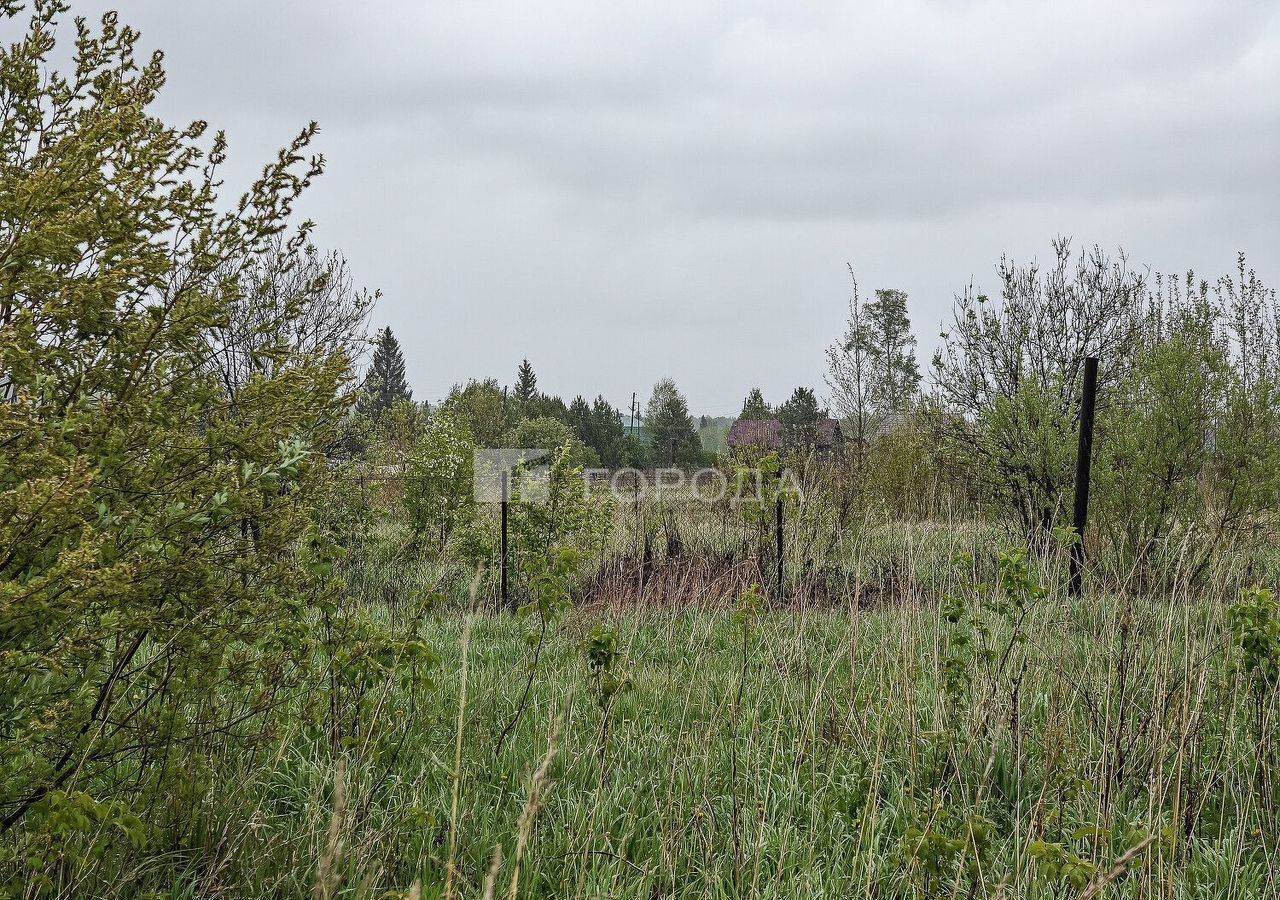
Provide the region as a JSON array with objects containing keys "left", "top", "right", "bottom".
[
  {"left": 727, "top": 418, "right": 782, "bottom": 450},
  {"left": 871, "top": 410, "right": 912, "bottom": 440},
  {"left": 727, "top": 417, "right": 843, "bottom": 455}
]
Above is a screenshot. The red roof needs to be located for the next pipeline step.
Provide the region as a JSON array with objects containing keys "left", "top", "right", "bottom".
[{"left": 727, "top": 418, "right": 782, "bottom": 448}]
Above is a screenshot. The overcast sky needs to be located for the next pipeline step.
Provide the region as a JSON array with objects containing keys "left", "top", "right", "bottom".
[{"left": 71, "top": 1, "right": 1280, "bottom": 414}]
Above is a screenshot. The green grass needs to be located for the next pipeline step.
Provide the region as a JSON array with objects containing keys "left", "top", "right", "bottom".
[{"left": 154, "top": 588, "right": 1280, "bottom": 899}]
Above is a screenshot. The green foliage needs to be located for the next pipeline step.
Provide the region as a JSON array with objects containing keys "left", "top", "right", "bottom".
[
  {"left": 862, "top": 287, "right": 922, "bottom": 413},
  {"left": 509, "top": 416, "right": 598, "bottom": 469},
  {"left": 733, "top": 582, "right": 766, "bottom": 631},
  {"left": 4, "top": 790, "right": 146, "bottom": 894},
  {"left": 8, "top": 7, "right": 1280, "bottom": 896},
  {"left": 696, "top": 415, "right": 732, "bottom": 457},
  {"left": 739, "top": 387, "right": 772, "bottom": 421},
  {"left": 569, "top": 395, "right": 631, "bottom": 466},
  {"left": 900, "top": 804, "right": 996, "bottom": 897},
  {"left": 442, "top": 378, "right": 509, "bottom": 448},
  {"left": 358, "top": 326, "right": 412, "bottom": 418},
  {"left": 979, "top": 376, "right": 1077, "bottom": 538},
  {"left": 0, "top": 2, "right": 352, "bottom": 845},
  {"left": 514, "top": 358, "right": 538, "bottom": 406},
  {"left": 521, "top": 546, "right": 579, "bottom": 628},
  {"left": 827, "top": 272, "right": 921, "bottom": 448},
  {"left": 1095, "top": 275, "right": 1280, "bottom": 584},
  {"left": 1028, "top": 838, "right": 1099, "bottom": 894},
  {"left": 316, "top": 602, "right": 439, "bottom": 751},
  {"left": 643, "top": 377, "right": 704, "bottom": 466},
  {"left": 939, "top": 574, "right": 974, "bottom": 728},
  {"left": 1229, "top": 587, "right": 1280, "bottom": 691},
  {"left": 989, "top": 547, "right": 1050, "bottom": 616},
  {"left": 581, "top": 623, "right": 629, "bottom": 711},
  {"left": 508, "top": 440, "right": 614, "bottom": 571},
  {"left": 521, "top": 395, "right": 563, "bottom": 423},
  {"left": 777, "top": 386, "right": 822, "bottom": 448},
  {"left": 368, "top": 397, "right": 430, "bottom": 454},
  {"left": 931, "top": 240, "right": 1280, "bottom": 566},
  {"left": 861, "top": 402, "right": 961, "bottom": 518},
  {"left": 495, "top": 545, "right": 582, "bottom": 755},
  {"left": 731, "top": 452, "right": 785, "bottom": 531},
  {"left": 403, "top": 410, "right": 475, "bottom": 547},
  {"left": 932, "top": 239, "right": 1145, "bottom": 537}
]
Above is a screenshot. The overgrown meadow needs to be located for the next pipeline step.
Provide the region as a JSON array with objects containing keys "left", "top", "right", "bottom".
[{"left": 4, "top": 4, "right": 1280, "bottom": 899}]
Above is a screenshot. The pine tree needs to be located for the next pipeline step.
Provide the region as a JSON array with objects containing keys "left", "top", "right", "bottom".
[
  {"left": 515, "top": 358, "right": 538, "bottom": 406},
  {"left": 778, "top": 387, "right": 822, "bottom": 447},
  {"left": 827, "top": 271, "right": 920, "bottom": 451},
  {"left": 863, "top": 289, "right": 921, "bottom": 414},
  {"left": 360, "top": 326, "right": 412, "bottom": 417},
  {"left": 526, "top": 392, "right": 568, "bottom": 422},
  {"left": 739, "top": 388, "right": 772, "bottom": 420}
]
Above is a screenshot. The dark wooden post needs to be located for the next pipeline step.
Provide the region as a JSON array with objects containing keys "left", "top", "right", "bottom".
[
  {"left": 1069, "top": 357, "right": 1099, "bottom": 597},
  {"left": 500, "top": 470, "right": 510, "bottom": 610},
  {"left": 776, "top": 468, "right": 785, "bottom": 602}
]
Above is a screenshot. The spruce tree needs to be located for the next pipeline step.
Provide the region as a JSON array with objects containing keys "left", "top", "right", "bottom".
[
  {"left": 360, "top": 326, "right": 412, "bottom": 416},
  {"left": 644, "top": 378, "right": 703, "bottom": 466},
  {"left": 739, "top": 387, "right": 772, "bottom": 420},
  {"left": 515, "top": 358, "right": 538, "bottom": 406},
  {"left": 568, "top": 394, "right": 593, "bottom": 444},
  {"left": 590, "top": 396, "right": 627, "bottom": 466}
]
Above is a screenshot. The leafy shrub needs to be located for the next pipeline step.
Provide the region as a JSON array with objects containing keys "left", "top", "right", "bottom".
[
  {"left": 0, "top": 4, "right": 353, "bottom": 851},
  {"left": 403, "top": 410, "right": 476, "bottom": 548}
]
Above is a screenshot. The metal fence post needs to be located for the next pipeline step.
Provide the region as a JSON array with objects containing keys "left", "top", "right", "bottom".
[
  {"left": 1069, "top": 357, "right": 1099, "bottom": 597},
  {"left": 776, "top": 467, "right": 785, "bottom": 602},
  {"left": 500, "top": 470, "right": 510, "bottom": 611}
]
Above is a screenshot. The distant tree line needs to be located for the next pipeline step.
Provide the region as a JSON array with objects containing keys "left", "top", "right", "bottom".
[{"left": 351, "top": 339, "right": 710, "bottom": 470}]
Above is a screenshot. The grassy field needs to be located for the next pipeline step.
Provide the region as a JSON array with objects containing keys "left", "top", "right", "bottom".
[{"left": 167, "top": 578, "right": 1279, "bottom": 900}]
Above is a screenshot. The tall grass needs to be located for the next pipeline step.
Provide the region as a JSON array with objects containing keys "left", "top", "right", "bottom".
[
  {"left": 53, "top": 554, "right": 1277, "bottom": 899},
  {"left": 20, "top": 475, "right": 1279, "bottom": 898}
]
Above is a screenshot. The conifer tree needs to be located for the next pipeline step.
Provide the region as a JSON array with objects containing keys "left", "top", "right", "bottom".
[
  {"left": 568, "top": 394, "right": 592, "bottom": 441},
  {"left": 739, "top": 387, "right": 772, "bottom": 420},
  {"left": 827, "top": 271, "right": 920, "bottom": 449},
  {"left": 863, "top": 289, "right": 921, "bottom": 413},
  {"left": 360, "top": 326, "right": 412, "bottom": 416},
  {"left": 590, "top": 396, "right": 628, "bottom": 465},
  {"left": 515, "top": 358, "right": 538, "bottom": 406},
  {"left": 645, "top": 378, "right": 703, "bottom": 466},
  {"left": 778, "top": 386, "right": 822, "bottom": 447}
]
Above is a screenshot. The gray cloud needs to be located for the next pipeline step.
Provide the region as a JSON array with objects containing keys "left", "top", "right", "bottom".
[{"left": 71, "top": 0, "right": 1280, "bottom": 411}]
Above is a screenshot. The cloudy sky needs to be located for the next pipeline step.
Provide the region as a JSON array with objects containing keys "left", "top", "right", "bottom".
[{"left": 74, "top": 1, "right": 1280, "bottom": 414}]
